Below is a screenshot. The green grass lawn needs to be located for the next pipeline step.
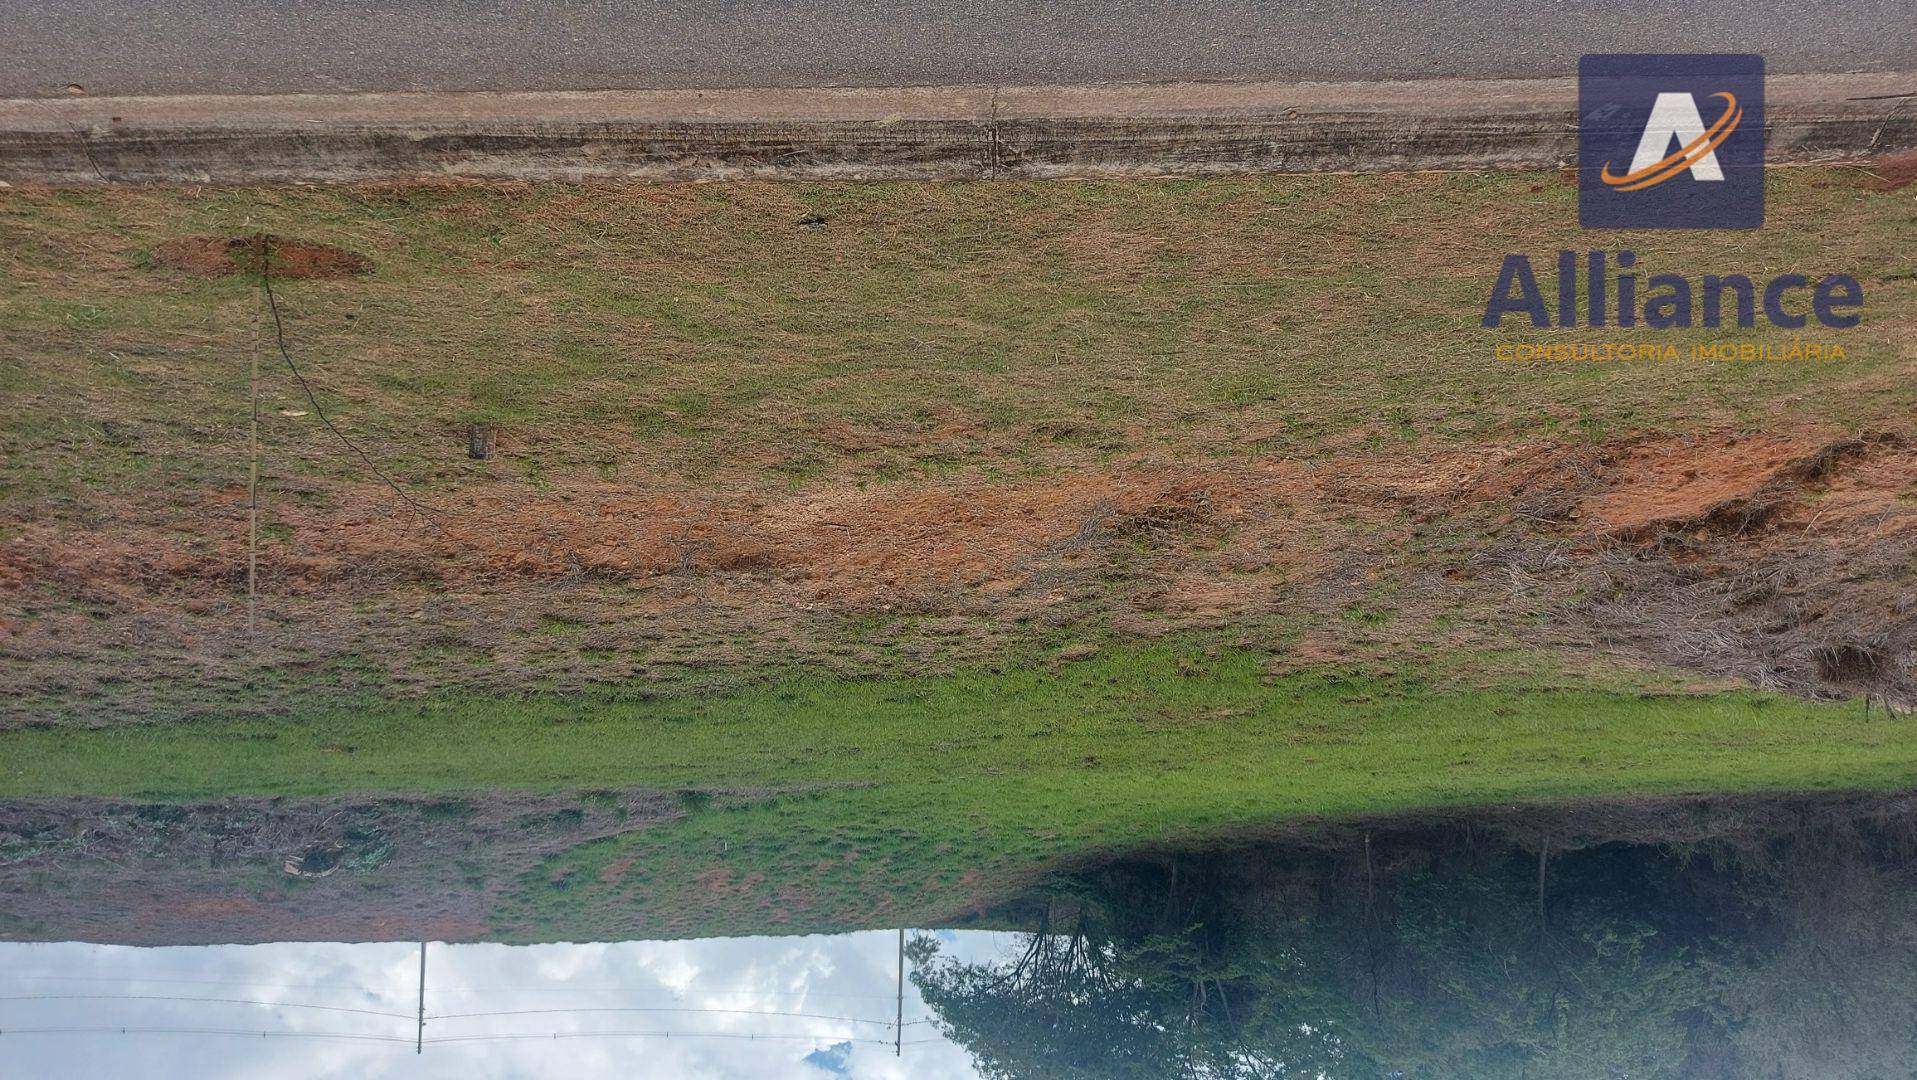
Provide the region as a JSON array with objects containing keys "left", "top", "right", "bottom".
[{"left": 6, "top": 640, "right": 1911, "bottom": 936}]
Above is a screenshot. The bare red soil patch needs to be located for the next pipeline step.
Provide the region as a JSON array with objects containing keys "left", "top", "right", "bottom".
[
  {"left": 1572, "top": 431, "right": 1912, "bottom": 543},
  {"left": 1866, "top": 149, "right": 1917, "bottom": 192},
  {"left": 3, "top": 430, "right": 1912, "bottom": 719},
  {"left": 1577, "top": 433, "right": 1838, "bottom": 537},
  {"left": 168, "top": 468, "right": 1312, "bottom": 609},
  {"left": 1552, "top": 432, "right": 1914, "bottom": 700},
  {"left": 1772, "top": 441, "right": 1917, "bottom": 538},
  {"left": 152, "top": 233, "right": 372, "bottom": 279}
]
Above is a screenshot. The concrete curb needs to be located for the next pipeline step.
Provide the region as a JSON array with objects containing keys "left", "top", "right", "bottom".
[{"left": 2, "top": 75, "right": 1913, "bottom": 185}]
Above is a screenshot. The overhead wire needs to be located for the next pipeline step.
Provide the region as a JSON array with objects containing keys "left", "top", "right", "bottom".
[
  {"left": 0, "top": 1026, "right": 413, "bottom": 1044},
  {"left": 425, "top": 1012, "right": 927, "bottom": 1028},
  {"left": 0, "top": 994, "right": 415, "bottom": 1020},
  {"left": 424, "top": 1031, "right": 896, "bottom": 1046},
  {"left": 0, "top": 989, "right": 936, "bottom": 1027},
  {"left": 0, "top": 973, "right": 405, "bottom": 993}
]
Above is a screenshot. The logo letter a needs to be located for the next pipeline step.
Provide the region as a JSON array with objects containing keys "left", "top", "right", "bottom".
[{"left": 1628, "top": 93, "right": 1723, "bottom": 181}]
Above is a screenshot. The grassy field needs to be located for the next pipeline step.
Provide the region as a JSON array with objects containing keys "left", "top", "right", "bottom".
[
  {"left": 2, "top": 168, "right": 1912, "bottom": 722},
  {"left": 3, "top": 171, "right": 1912, "bottom": 504},
  {"left": 5, "top": 638, "right": 1914, "bottom": 935},
  {"left": 2, "top": 170, "right": 1913, "bottom": 935}
]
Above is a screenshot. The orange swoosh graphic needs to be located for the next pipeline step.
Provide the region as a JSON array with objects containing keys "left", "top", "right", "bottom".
[{"left": 1600, "top": 92, "right": 1742, "bottom": 192}]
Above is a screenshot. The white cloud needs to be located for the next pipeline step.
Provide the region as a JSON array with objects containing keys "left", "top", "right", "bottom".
[{"left": 0, "top": 931, "right": 1020, "bottom": 1079}]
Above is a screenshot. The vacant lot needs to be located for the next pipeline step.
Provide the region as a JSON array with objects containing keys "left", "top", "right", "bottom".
[
  {"left": 3, "top": 171, "right": 1912, "bottom": 717},
  {"left": 1, "top": 171, "right": 1913, "bottom": 935}
]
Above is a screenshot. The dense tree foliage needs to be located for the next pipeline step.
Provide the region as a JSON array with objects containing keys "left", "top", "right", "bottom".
[{"left": 914, "top": 804, "right": 1917, "bottom": 1078}]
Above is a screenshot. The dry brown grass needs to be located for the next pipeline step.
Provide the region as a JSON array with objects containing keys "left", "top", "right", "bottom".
[{"left": 1, "top": 172, "right": 1913, "bottom": 720}]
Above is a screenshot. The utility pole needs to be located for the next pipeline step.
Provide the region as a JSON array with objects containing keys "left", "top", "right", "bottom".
[
  {"left": 416, "top": 940, "right": 427, "bottom": 1054},
  {"left": 895, "top": 928, "right": 905, "bottom": 1057}
]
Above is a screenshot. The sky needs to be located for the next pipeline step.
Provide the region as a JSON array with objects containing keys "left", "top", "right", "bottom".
[{"left": 0, "top": 930, "right": 1014, "bottom": 1079}]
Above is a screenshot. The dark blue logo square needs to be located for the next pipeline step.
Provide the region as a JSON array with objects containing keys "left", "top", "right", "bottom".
[{"left": 1579, "top": 54, "right": 1764, "bottom": 229}]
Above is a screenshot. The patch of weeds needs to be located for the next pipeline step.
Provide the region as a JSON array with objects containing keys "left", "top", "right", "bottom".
[
  {"left": 339, "top": 825, "right": 394, "bottom": 875},
  {"left": 419, "top": 798, "right": 477, "bottom": 822},
  {"left": 0, "top": 833, "right": 84, "bottom": 865},
  {"left": 579, "top": 790, "right": 629, "bottom": 822},
  {"left": 536, "top": 613, "right": 588, "bottom": 636}
]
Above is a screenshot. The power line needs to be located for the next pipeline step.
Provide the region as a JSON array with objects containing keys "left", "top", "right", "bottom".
[
  {"left": 0, "top": 990, "right": 937, "bottom": 1027},
  {"left": 0, "top": 1026, "right": 958, "bottom": 1052},
  {"left": 0, "top": 1021, "right": 954, "bottom": 1045},
  {"left": 0, "top": 994, "right": 415, "bottom": 1020},
  {"left": 1, "top": 974, "right": 403, "bottom": 993},
  {"left": 426, "top": 985, "right": 910, "bottom": 999},
  {"left": 427, "top": 1005, "right": 906, "bottom": 1026},
  {"left": 425, "top": 1031, "right": 897, "bottom": 1046},
  {"left": 0, "top": 1027, "right": 412, "bottom": 1044},
  {"left": 1, "top": 977, "right": 939, "bottom": 1019},
  {"left": 0, "top": 1015, "right": 951, "bottom": 1051}
]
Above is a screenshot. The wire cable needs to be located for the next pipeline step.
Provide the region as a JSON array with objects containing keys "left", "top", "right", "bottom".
[
  {"left": 0, "top": 1026, "right": 412, "bottom": 1044},
  {"left": 426, "top": 984, "right": 911, "bottom": 999},
  {"left": 425, "top": 1031, "right": 895, "bottom": 1046},
  {"left": 0, "top": 994, "right": 415, "bottom": 1020},
  {"left": 0, "top": 981, "right": 940, "bottom": 1024},
  {"left": 427, "top": 1005, "right": 899, "bottom": 1026},
  {"left": 2, "top": 974, "right": 402, "bottom": 994}
]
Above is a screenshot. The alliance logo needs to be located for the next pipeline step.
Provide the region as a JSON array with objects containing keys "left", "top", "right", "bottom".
[
  {"left": 1579, "top": 54, "right": 1764, "bottom": 229},
  {"left": 1600, "top": 90, "right": 1743, "bottom": 191}
]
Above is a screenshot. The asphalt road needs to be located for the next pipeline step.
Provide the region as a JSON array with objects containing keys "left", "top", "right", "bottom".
[{"left": 5, "top": 0, "right": 1914, "bottom": 98}]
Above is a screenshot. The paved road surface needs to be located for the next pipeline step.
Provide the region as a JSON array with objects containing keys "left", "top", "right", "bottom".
[{"left": 5, "top": 0, "right": 1913, "bottom": 98}]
